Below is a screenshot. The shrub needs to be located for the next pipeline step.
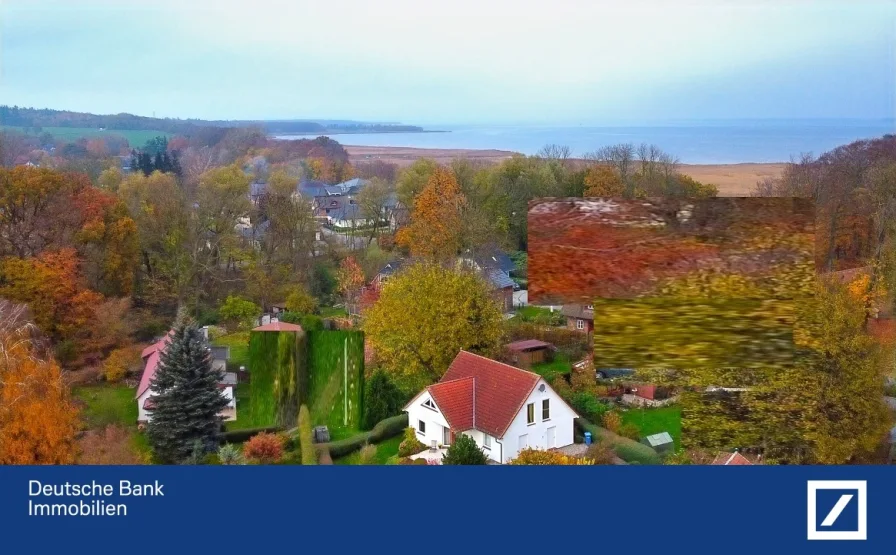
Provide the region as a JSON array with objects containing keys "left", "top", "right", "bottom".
[
  {"left": 358, "top": 444, "right": 378, "bottom": 465},
  {"left": 571, "top": 392, "right": 610, "bottom": 423},
  {"left": 219, "top": 295, "right": 261, "bottom": 330},
  {"left": 442, "top": 434, "right": 487, "bottom": 465},
  {"left": 362, "top": 371, "right": 405, "bottom": 430},
  {"left": 412, "top": 457, "right": 428, "bottom": 465},
  {"left": 298, "top": 404, "right": 316, "bottom": 465},
  {"left": 619, "top": 422, "right": 641, "bottom": 441},
  {"left": 510, "top": 448, "right": 593, "bottom": 465},
  {"left": 243, "top": 432, "right": 284, "bottom": 464},
  {"left": 398, "top": 426, "right": 426, "bottom": 457},
  {"left": 284, "top": 285, "right": 319, "bottom": 315},
  {"left": 279, "top": 311, "right": 324, "bottom": 331},
  {"left": 103, "top": 345, "right": 142, "bottom": 382},
  {"left": 76, "top": 425, "right": 145, "bottom": 465},
  {"left": 602, "top": 410, "right": 622, "bottom": 433},
  {"left": 585, "top": 442, "right": 617, "bottom": 465},
  {"left": 319, "top": 413, "right": 408, "bottom": 459},
  {"left": 218, "top": 443, "right": 246, "bottom": 465}
]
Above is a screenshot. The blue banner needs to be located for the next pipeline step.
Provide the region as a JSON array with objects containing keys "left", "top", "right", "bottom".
[{"left": 0, "top": 465, "right": 891, "bottom": 553}]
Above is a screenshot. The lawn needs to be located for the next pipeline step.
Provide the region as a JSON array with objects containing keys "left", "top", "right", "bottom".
[
  {"left": 621, "top": 405, "right": 681, "bottom": 449},
  {"left": 73, "top": 384, "right": 137, "bottom": 429},
  {"left": 2, "top": 125, "right": 171, "bottom": 147},
  {"left": 531, "top": 354, "right": 572, "bottom": 379},
  {"left": 72, "top": 384, "right": 152, "bottom": 460},
  {"left": 334, "top": 435, "right": 402, "bottom": 465},
  {"left": 320, "top": 306, "right": 348, "bottom": 318}
]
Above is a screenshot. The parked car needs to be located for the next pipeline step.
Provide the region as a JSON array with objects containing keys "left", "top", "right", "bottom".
[{"left": 595, "top": 368, "right": 636, "bottom": 380}]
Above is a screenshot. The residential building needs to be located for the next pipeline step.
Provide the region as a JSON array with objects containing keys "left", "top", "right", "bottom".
[
  {"left": 403, "top": 351, "right": 578, "bottom": 464},
  {"left": 562, "top": 303, "right": 594, "bottom": 333}
]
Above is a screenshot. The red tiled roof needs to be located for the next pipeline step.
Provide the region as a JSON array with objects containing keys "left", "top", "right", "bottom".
[
  {"left": 437, "top": 351, "right": 541, "bottom": 438},
  {"left": 252, "top": 321, "right": 303, "bottom": 332},
  {"left": 711, "top": 452, "right": 753, "bottom": 465},
  {"left": 505, "top": 339, "right": 553, "bottom": 352},
  {"left": 428, "top": 377, "right": 475, "bottom": 431},
  {"left": 135, "top": 332, "right": 174, "bottom": 399}
]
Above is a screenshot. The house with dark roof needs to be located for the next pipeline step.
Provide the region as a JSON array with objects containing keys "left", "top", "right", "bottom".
[
  {"left": 403, "top": 351, "right": 578, "bottom": 464},
  {"left": 562, "top": 303, "right": 594, "bottom": 333},
  {"left": 136, "top": 331, "right": 236, "bottom": 424}
]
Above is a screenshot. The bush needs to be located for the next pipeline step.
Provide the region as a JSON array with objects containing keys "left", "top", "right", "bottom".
[
  {"left": 398, "top": 426, "right": 426, "bottom": 457},
  {"left": 298, "top": 405, "right": 316, "bottom": 465},
  {"left": 442, "top": 434, "right": 487, "bottom": 465},
  {"left": 412, "top": 457, "right": 428, "bottom": 465},
  {"left": 358, "top": 444, "right": 378, "bottom": 465},
  {"left": 219, "top": 295, "right": 260, "bottom": 330},
  {"left": 571, "top": 392, "right": 610, "bottom": 423},
  {"left": 103, "top": 345, "right": 142, "bottom": 382},
  {"left": 510, "top": 448, "right": 593, "bottom": 465},
  {"left": 575, "top": 418, "right": 660, "bottom": 465},
  {"left": 362, "top": 371, "right": 405, "bottom": 430},
  {"left": 602, "top": 410, "right": 622, "bottom": 433},
  {"left": 279, "top": 311, "right": 324, "bottom": 331},
  {"left": 243, "top": 432, "right": 284, "bottom": 464},
  {"left": 618, "top": 422, "right": 642, "bottom": 441},
  {"left": 585, "top": 442, "right": 617, "bottom": 465},
  {"left": 218, "top": 443, "right": 246, "bottom": 465},
  {"left": 284, "top": 285, "right": 319, "bottom": 315}
]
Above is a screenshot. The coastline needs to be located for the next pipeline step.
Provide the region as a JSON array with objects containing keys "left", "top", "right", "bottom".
[{"left": 345, "top": 145, "right": 787, "bottom": 196}]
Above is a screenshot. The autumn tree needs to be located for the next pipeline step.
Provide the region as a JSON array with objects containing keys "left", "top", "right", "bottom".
[
  {"left": 583, "top": 165, "right": 625, "bottom": 197},
  {"left": 362, "top": 262, "right": 504, "bottom": 389},
  {"left": 0, "top": 301, "right": 79, "bottom": 465},
  {"left": 336, "top": 256, "right": 365, "bottom": 313},
  {"left": 357, "top": 177, "right": 392, "bottom": 244},
  {"left": 0, "top": 166, "right": 80, "bottom": 257},
  {"left": 395, "top": 158, "right": 439, "bottom": 209},
  {"left": 396, "top": 167, "right": 467, "bottom": 259}
]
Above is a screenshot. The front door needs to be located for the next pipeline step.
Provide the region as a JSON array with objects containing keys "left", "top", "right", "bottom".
[{"left": 547, "top": 427, "right": 556, "bottom": 448}]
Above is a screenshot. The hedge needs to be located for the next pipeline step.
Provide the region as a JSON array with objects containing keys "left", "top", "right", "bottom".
[
  {"left": 219, "top": 426, "right": 282, "bottom": 444},
  {"left": 248, "top": 328, "right": 307, "bottom": 427},
  {"left": 322, "top": 414, "right": 408, "bottom": 459},
  {"left": 307, "top": 330, "right": 364, "bottom": 431},
  {"left": 574, "top": 418, "right": 661, "bottom": 465}
]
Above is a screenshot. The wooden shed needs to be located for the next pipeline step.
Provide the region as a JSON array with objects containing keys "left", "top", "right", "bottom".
[{"left": 505, "top": 339, "right": 554, "bottom": 369}]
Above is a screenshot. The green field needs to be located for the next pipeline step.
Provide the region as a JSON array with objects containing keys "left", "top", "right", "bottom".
[
  {"left": 621, "top": 405, "right": 681, "bottom": 449},
  {"left": 531, "top": 354, "right": 573, "bottom": 379},
  {"left": 73, "top": 384, "right": 137, "bottom": 429},
  {"left": 3, "top": 125, "right": 171, "bottom": 147},
  {"left": 214, "top": 331, "right": 250, "bottom": 372}
]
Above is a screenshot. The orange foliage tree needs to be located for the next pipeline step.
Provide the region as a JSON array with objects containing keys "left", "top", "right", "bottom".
[
  {"left": 396, "top": 167, "right": 467, "bottom": 259},
  {"left": 0, "top": 302, "right": 79, "bottom": 464},
  {"left": 583, "top": 165, "right": 625, "bottom": 197},
  {"left": 336, "top": 256, "right": 365, "bottom": 312}
]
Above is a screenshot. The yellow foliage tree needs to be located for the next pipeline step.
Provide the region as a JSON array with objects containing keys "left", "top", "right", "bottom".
[
  {"left": 396, "top": 167, "right": 466, "bottom": 260},
  {"left": 509, "top": 448, "right": 594, "bottom": 465},
  {"left": 583, "top": 165, "right": 625, "bottom": 197}
]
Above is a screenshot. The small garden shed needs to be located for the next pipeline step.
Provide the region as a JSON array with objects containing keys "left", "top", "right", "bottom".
[
  {"left": 641, "top": 432, "right": 674, "bottom": 455},
  {"left": 505, "top": 339, "right": 554, "bottom": 369}
]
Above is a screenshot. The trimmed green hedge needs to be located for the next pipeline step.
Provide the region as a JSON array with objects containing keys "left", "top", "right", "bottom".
[
  {"left": 322, "top": 414, "right": 408, "bottom": 459},
  {"left": 574, "top": 418, "right": 661, "bottom": 465},
  {"left": 219, "top": 426, "right": 282, "bottom": 444}
]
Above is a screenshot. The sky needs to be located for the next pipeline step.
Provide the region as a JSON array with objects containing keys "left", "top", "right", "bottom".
[{"left": 1, "top": 0, "right": 894, "bottom": 125}]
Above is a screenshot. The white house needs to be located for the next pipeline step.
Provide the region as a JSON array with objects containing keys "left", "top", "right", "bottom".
[
  {"left": 136, "top": 331, "right": 236, "bottom": 424},
  {"left": 403, "top": 351, "right": 578, "bottom": 464}
]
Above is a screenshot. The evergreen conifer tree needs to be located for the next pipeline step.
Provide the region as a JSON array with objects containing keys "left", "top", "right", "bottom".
[{"left": 146, "top": 324, "right": 229, "bottom": 463}]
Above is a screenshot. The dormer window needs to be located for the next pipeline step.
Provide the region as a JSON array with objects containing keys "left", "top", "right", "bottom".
[
  {"left": 586, "top": 305, "right": 593, "bottom": 311},
  {"left": 422, "top": 398, "right": 436, "bottom": 411}
]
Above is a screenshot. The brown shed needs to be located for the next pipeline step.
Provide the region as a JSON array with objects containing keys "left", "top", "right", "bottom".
[{"left": 505, "top": 339, "right": 554, "bottom": 369}]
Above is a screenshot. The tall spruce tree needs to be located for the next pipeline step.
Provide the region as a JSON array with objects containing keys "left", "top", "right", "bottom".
[{"left": 146, "top": 324, "right": 229, "bottom": 463}]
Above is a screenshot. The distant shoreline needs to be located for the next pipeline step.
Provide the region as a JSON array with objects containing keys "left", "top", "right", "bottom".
[
  {"left": 344, "top": 145, "right": 787, "bottom": 196},
  {"left": 274, "top": 130, "right": 447, "bottom": 137}
]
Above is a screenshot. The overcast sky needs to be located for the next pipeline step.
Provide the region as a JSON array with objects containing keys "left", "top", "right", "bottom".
[{"left": 1, "top": 0, "right": 894, "bottom": 124}]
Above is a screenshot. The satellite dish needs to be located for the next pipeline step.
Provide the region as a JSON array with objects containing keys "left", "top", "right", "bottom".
[{"left": 539, "top": 384, "right": 546, "bottom": 392}]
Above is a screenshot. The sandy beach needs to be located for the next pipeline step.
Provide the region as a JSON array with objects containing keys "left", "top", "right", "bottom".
[{"left": 345, "top": 145, "right": 786, "bottom": 196}]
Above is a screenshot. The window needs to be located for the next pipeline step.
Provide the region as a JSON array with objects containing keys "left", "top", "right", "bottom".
[
  {"left": 422, "top": 398, "right": 436, "bottom": 411},
  {"left": 526, "top": 403, "right": 535, "bottom": 425},
  {"left": 542, "top": 399, "right": 550, "bottom": 421},
  {"left": 482, "top": 434, "right": 491, "bottom": 449},
  {"left": 576, "top": 319, "right": 584, "bottom": 330},
  {"left": 418, "top": 420, "right": 426, "bottom": 435},
  {"left": 586, "top": 304, "right": 593, "bottom": 311}
]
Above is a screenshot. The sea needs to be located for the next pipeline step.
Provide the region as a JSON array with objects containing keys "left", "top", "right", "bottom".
[{"left": 276, "top": 119, "right": 896, "bottom": 164}]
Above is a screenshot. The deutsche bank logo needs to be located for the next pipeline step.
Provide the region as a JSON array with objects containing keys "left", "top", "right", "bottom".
[{"left": 807, "top": 480, "right": 867, "bottom": 540}]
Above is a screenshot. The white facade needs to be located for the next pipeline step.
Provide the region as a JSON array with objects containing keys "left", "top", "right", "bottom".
[
  {"left": 138, "top": 385, "right": 236, "bottom": 424},
  {"left": 405, "top": 378, "right": 576, "bottom": 464}
]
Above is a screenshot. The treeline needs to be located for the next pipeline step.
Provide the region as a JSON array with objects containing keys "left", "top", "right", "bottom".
[{"left": 0, "top": 106, "right": 425, "bottom": 136}]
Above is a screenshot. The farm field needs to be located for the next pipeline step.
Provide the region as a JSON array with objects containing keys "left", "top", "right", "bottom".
[{"left": 2, "top": 125, "right": 171, "bottom": 146}]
